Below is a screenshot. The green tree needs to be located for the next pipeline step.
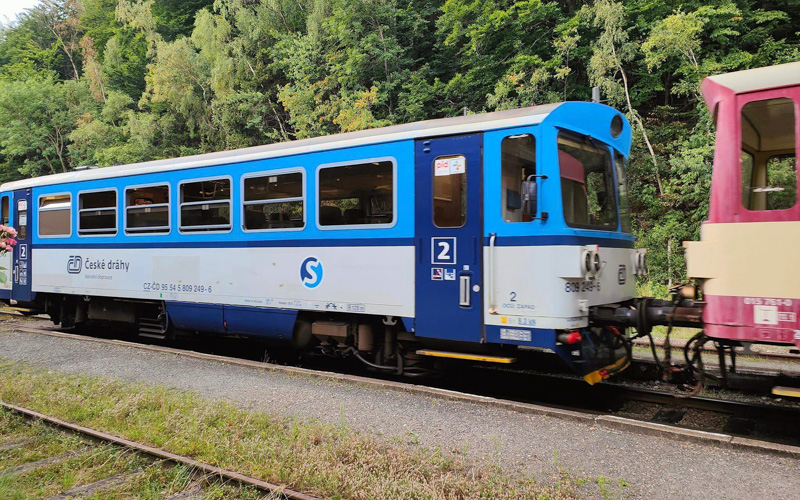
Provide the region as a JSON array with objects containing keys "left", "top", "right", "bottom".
[{"left": 0, "top": 78, "right": 97, "bottom": 176}]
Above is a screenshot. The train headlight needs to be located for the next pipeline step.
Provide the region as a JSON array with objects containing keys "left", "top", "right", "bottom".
[
  {"left": 581, "top": 245, "right": 600, "bottom": 280},
  {"left": 581, "top": 249, "right": 593, "bottom": 277}
]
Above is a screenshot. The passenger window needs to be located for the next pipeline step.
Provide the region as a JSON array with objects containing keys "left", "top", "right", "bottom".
[
  {"left": 318, "top": 160, "right": 394, "bottom": 227},
  {"left": 501, "top": 134, "right": 535, "bottom": 223},
  {"left": 243, "top": 171, "right": 304, "bottom": 230},
  {"left": 38, "top": 194, "right": 72, "bottom": 237},
  {"left": 614, "top": 152, "right": 632, "bottom": 233},
  {"left": 741, "top": 97, "right": 797, "bottom": 211},
  {"left": 126, "top": 185, "right": 170, "bottom": 234},
  {"left": 433, "top": 155, "right": 466, "bottom": 228},
  {"left": 558, "top": 132, "right": 617, "bottom": 229},
  {"left": 79, "top": 190, "right": 117, "bottom": 236},
  {"left": 180, "top": 178, "right": 231, "bottom": 232},
  {"left": 1, "top": 196, "right": 8, "bottom": 226}
]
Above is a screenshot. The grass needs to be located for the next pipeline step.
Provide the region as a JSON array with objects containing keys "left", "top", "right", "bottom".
[
  {"left": 0, "top": 359, "right": 596, "bottom": 499},
  {"left": 0, "top": 406, "right": 282, "bottom": 499}
]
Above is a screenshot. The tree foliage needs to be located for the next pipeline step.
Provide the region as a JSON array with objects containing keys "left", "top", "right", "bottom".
[{"left": 0, "top": 0, "right": 798, "bottom": 284}]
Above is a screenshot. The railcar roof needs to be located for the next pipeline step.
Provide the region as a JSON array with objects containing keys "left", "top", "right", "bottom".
[
  {"left": 2, "top": 102, "right": 563, "bottom": 191},
  {"left": 705, "top": 61, "right": 800, "bottom": 94}
]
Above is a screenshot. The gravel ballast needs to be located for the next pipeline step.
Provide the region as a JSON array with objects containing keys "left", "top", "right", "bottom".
[{"left": 1, "top": 328, "right": 798, "bottom": 499}]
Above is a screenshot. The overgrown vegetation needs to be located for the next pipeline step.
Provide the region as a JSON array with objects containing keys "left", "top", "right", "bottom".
[
  {"left": 0, "top": 359, "right": 610, "bottom": 498},
  {"left": 0, "top": 0, "right": 798, "bottom": 283},
  {"left": 0, "top": 409, "right": 278, "bottom": 498}
]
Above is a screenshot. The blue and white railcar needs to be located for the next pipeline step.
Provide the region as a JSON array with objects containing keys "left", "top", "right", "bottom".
[{"left": 0, "top": 102, "right": 644, "bottom": 383}]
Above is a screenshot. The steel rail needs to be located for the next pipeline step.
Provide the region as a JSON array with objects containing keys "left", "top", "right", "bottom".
[
  {"left": 601, "top": 382, "right": 800, "bottom": 419},
  {"left": 0, "top": 401, "right": 321, "bottom": 500}
]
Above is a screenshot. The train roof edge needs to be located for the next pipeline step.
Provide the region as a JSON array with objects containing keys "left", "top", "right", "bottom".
[
  {"left": 0, "top": 100, "right": 627, "bottom": 191},
  {"left": 702, "top": 61, "right": 800, "bottom": 113}
]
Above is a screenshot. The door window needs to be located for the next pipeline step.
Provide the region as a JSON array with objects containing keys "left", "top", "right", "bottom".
[
  {"left": 433, "top": 155, "right": 466, "bottom": 228},
  {"left": 741, "top": 97, "right": 797, "bottom": 211},
  {"left": 1, "top": 196, "right": 8, "bottom": 226},
  {"left": 17, "top": 199, "right": 26, "bottom": 240}
]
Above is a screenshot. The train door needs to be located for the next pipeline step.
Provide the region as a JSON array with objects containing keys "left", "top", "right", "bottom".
[
  {"left": 11, "top": 189, "right": 31, "bottom": 303},
  {"left": 414, "top": 133, "right": 484, "bottom": 341},
  {"left": 0, "top": 193, "right": 12, "bottom": 300}
]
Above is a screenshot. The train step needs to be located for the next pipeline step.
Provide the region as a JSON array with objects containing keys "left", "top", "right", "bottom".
[
  {"left": 772, "top": 386, "right": 800, "bottom": 398},
  {"left": 416, "top": 349, "right": 517, "bottom": 364},
  {"left": 138, "top": 316, "right": 167, "bottom": 339},
  {"left": 138, "top": 332, "right": 167, "bottom": 340}
]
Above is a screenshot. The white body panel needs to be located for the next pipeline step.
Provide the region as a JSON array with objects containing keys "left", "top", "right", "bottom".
[
  {"left": 484, "top": 245, "right": 636, "bottom": 330},
  {"left": 32, "top": 246, "right": 415, "bottom": 317}
]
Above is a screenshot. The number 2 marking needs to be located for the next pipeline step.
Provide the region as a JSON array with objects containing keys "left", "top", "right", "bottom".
[
  {"left": 431, "top": 237, "right": 457, "bottom": 264},
  {"left": 437, "top": 241, "right": 450, "bottom": 261},
  {"left": 510, "top": 292, "right": 517, "bottom": 302}
]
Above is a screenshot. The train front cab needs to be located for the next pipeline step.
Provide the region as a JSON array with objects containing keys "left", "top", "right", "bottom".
[
  {"left": 414, "top": 102, "right": 643, "bottom": 384},
  {"left": 686, "top": 62, "right": 800, "bottom": 350}
]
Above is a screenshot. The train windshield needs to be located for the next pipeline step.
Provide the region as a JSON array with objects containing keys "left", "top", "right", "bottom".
[
  {"left": 614, "top": 152, "right": 632, "bottom": 233},
  {"left": 558, "top": 132, "right": 618, "bottom": 230}
]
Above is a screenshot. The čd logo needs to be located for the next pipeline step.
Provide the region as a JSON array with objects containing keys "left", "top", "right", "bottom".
[{"left": 67, "top": 256, "right": 82, "bottom": 274}]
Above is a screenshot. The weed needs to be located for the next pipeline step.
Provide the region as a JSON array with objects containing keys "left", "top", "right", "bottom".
[{"left": 0, "top": 359, "right": 586, "bottom": 499}]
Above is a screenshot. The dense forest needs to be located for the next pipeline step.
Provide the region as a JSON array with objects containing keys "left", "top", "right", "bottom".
[{"left": 0, "top": 0, "right": 798, "bottom": 288}]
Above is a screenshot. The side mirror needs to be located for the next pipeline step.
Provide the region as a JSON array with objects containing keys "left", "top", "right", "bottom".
[{"left": 522, "top": 179, "right": 537, "bottom": 217}]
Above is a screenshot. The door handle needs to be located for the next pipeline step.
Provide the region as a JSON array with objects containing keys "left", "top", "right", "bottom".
[
  {"left": 459, "top": 274, "right": 471, "bottom": 307},
  {"left": 13, "top": 265, "right": 17, "bottom": 284}
]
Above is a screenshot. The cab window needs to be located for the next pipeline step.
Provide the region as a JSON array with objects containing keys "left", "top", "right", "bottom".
[
  {"left": 558, "top": 132, "right": 618, "bottom": 229},
  {"left": 741, "top": 97, "right": 797, "bottom": 211},
  {"left": 501, "top": 134, "right": 536, "bottom": 223},
  {"left": 614, "top": 152, "right": 632, "bottom": 233}
]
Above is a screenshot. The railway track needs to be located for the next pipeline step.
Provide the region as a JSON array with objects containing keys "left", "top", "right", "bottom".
[
  {"left": 2, "top": 310, "right": 800, "bottom": 456},
  {"left": 0, "top": 401, "right": 319, "bottom": 499}
]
